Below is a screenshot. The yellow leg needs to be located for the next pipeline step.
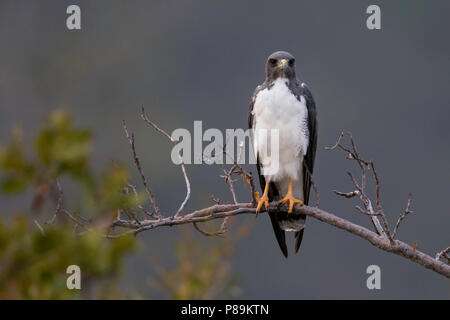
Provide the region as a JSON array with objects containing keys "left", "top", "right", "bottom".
[
  {"left": 280, "top": 179, "right": 303, "bottom": 213},
  {"left": 255, "top": 182, "right": 270, "bottom": 212}
]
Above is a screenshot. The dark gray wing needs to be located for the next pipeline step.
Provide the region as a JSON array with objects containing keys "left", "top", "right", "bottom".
[
  {"left": 300, "top": 82, "right": 318, "bottom": 206},
  {"left": 291, "top": 81, "right": 318, "bottom": 253},
  {"left": 248, "top": 84, "right": 288, "bottom": 258}
]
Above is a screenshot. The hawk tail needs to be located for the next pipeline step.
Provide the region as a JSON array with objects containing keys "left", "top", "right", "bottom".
[
  {"left": 268, "top": 210, "right": 288, "bottom": 258},
  {"left": 269, "top": 210, "right": 306, "bottom": 258},
  {"left": 294, "top": 228, "right": 305, "bottom": 253}
]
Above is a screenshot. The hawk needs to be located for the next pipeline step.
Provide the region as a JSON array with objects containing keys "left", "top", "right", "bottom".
[{"left": 248, "top": 51, "right": 318, "bottom": 257}]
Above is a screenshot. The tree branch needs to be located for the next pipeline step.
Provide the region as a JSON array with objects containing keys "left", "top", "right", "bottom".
[
  {"left": 140, "top": 107, "right": 191, "bottom": 217},
  {"left": 109, "top": 201, "right": 450, "bottom": 278},
  {"left": 100, "top": 116, "right": 450, "bottom": 279}
]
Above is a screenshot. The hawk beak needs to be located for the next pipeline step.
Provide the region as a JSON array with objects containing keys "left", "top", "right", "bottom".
[{"left": 277, "top": 59, "right": 287, "bottom": 69}]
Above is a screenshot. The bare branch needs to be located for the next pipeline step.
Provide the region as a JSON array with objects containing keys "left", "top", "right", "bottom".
[
  {"left": 324, "top": 131, "right": 344, "bottom": 151},
  {"left": 126, "top": 184, "right": 153, "bottom": 218},
  {"left": 392, "top": 193, "right": 414, "bottom": 239},
  {"left": 354, "top": 205, "right": 382, "bottom": 217},
  {"left": 436, "top": 247, "right": 450, "bottom": 265},
  {"left": 334, "top": 190, "right": 360, "bottom": 198},
  {"left": 328, "top": 132, "right": 393, "bottom": 242},
  {"left": 33, "top": 218, "right": 45, "bottom": 235},
  {"left": 122, "top": 121, "right": 160, "bottom": 218},
  {"left": 367, "top": 160, "right": 394, "bottom": 244},
  {"left": 111, "top": 204, "right": 253, "bottom": 235},
  {"left": 46, "top": 179, "right": 63, "bottom": 225},
  {"left": 210, "top": 195, "right": 222, "bottom": 205},
  {"left": 141, "top": 107, "right": 190, "bottom": 217},
  {"left": 219, "top": 140, "right": 257, "bottom": 206},
  {"left": 193, "top": 220, "right": 228, "bottom": 237},
  {"left": 220, "top": 164, "right": 239, "bottom": 204},
  {"left": 109, "top": 202, "right": 450, "bottom": 278}
]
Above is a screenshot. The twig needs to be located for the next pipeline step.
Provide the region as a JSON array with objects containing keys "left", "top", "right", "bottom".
[
  {"left": 436, "top": 247, "right": 450, "bottom": 264},
  {"left": 392, "top": 193, "right": 414, "bottom": 239},
  {"left": 122, "top": 121, "right": 160, "bottom": 218},
  {"left": 46, "top": 180, "right": 63, "bottom": 225},
  {"left": 141, "top": 107, "right": 190, "bottom": 217},
  {"left": 334, "top": 190, "right": 360, "bottom": 198},
  {"left": 193, "top": 221, "right": 227, "bottom": 237},
  {"left": 220, "top": 140, "right": 257, "bottom": 206},
  {"left": 33, "top": 218, "right": 45, "bottom": 235},
  {"left": 328, "top": 132, "right": 392, "bottom": 242},
  {"left": 61, "top": 209, "right": 89, "bottom": 231},
  {"left": 126, "top": 184, "right": 154, "bottom": 217},
  {"left": 368, "top": 161, "right": 394, "bottom": 244}
]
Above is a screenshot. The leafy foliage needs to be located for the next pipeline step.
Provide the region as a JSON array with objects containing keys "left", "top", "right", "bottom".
[
  {"left": 0, "top": 110, "right": 245, "bottom": 299},
  {"left": 0, "top": 110, "right": 138, "bottom": 299},
  {"left": 151, "top": 237, "right": 234, "bottom": 299},
  {"left": 0, "top": 217, "right": 134, "bottom": 299},
  {"left": 35, "top": 110, "right": 93, "bottom": 183},
  {"left": 0, "top": 128, "right": 35, "bottom": 194},
  {"left": 150, "top": 222, "right": 251, "bottom": 299}
]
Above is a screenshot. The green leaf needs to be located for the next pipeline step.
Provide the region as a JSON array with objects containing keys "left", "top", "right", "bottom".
[
  {"left": 35, "top": 110, "right": 93, "bottom": 182},
  {"left": 1, "top": 175, "right": 29, "bottom": 194}
]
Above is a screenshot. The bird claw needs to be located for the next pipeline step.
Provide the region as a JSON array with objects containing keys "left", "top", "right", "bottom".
[
  {"left": 255, "top": 191, "right": 269, "bottom": 213},
  {"left": 280, "top": 193, "right": 303, "bottom": 213}
]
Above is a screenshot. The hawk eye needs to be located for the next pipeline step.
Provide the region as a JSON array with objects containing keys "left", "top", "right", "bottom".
[
  {"left": 289, "top": 59, "right": 295, "bottom": 66},
  {"left": 269, "top": 58, "right": 277, "bottom": 66}
]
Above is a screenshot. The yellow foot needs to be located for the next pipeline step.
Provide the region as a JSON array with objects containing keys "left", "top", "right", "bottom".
[
  {"left": 280, "top": 179, "right": 304, "bottom": 213},
  {"left": 281, "top": 193, "right": 303, "bottom": 213},
  {"left": 255, "top": 191, "right": 269, "bottom": 213},
  {"left": 281, "top": 179, "right": 303, "bottom": 213},
  {"left": 280, "top": 192, "right": 303, "bottom": 213}
]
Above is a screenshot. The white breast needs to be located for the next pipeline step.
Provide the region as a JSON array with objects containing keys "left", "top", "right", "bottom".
[{"left": 252, "top": 78, "right": 309, "bottom": 195}]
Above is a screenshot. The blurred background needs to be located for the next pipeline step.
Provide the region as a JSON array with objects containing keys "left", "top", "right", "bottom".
[{"left": 0, "top": 0, "right": 449, "bottom": 299}]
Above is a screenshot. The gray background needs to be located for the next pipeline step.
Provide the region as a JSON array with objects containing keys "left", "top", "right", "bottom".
[{"left": 0, "top": 0, "right": 449, "bottom": 299}]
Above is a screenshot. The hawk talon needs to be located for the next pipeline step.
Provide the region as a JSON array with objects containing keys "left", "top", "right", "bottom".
[
  {"left": 255, "top": 191, "right": 269, "bottom": 213},
  {"left": 280, "top": 194, "right": 303, "bottom": 213},
  {"left": 255, "top": 182, "right": 270, "bottom": 213},
  {"left": 280, "top": 179, "right": 304, "bottom": 213}
]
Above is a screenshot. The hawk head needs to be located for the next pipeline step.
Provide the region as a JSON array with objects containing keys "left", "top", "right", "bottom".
[{"left": 265, "top": 51, "right": 296, "bottom": 81}]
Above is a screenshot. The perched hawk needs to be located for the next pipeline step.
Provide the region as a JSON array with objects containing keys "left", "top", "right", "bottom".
[{"left": 248, "top": 51, "right": 318, "bottom": 258}]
